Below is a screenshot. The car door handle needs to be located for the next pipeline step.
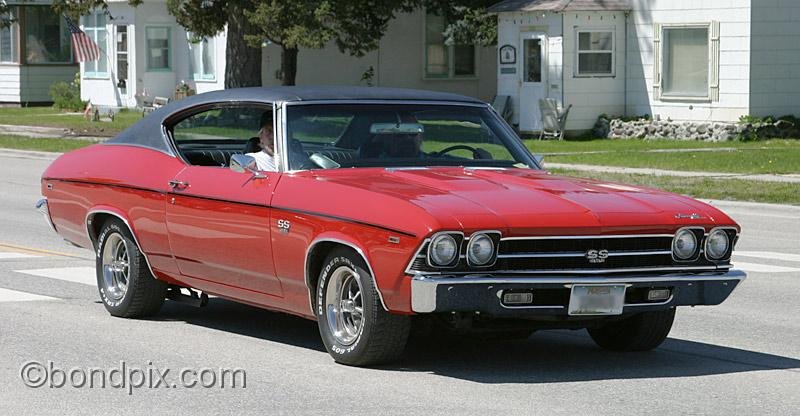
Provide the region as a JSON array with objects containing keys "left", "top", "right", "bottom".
[{"left": 168, "top": 180, "right": 189, "bottom": 190}]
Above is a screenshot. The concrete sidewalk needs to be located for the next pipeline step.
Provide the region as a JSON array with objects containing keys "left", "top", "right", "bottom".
[
  {"left": 547, "top": 162, "right": 800, "bottom": 183},
  {"left": 2, "top": 147, "right": 799, "bottom": 183},
  {"left": 0, "top": 124, "right": 106, "bottom": 141}
]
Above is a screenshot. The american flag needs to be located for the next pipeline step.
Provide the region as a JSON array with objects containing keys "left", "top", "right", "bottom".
[{"left": 65, "top": 16, "right": 100, "bottom": 62}]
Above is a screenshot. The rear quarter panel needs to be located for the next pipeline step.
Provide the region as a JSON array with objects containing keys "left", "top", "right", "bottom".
[{"left": 41, "top": 144, "right": 186, "bottom": 275}]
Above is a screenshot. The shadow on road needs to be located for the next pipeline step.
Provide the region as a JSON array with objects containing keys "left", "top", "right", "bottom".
[{"left": 156, "top": 298, "right": 800, "bottom": 383}]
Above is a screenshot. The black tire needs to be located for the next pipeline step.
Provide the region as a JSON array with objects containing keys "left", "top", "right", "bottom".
[
  {"left": 587, "top": 309, "right": 676, "bottom": 351},
  {"left": 95, "top": 219, "right": 166, "bottom": 318},
  {"left": 316, "top": 248, "right": 410, "bottom": 366}
]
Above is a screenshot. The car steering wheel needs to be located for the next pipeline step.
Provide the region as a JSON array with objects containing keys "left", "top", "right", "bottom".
[{"left": 430, "top": 145, "right": 491, "bottom": 160}]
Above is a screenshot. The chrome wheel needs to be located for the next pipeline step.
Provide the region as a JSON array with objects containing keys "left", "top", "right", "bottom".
[
  {"left": 101, "top": 233, "right": 129, "bottom": 301},
  {"left": 325, "top": 266, "right": 364, "bottom": 346}
]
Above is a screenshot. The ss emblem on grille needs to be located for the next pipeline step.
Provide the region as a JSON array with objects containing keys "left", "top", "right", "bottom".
[{"left": 585, "top": 249, "right": 609, "bottom": 263}]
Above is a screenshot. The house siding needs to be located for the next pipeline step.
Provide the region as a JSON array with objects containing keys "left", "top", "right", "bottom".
[
  {"left": 749, "top": 0, "right": 800, "bottom": 117},
  {"left": 261, "top": 9, "right": 497, "bottom": 103},
  {"left": 626, "top": 0, "right": 752, "bottom": 123},
  {"left": 20, "top": 65, "right": 76, "bottom": 103},
  {"left": 0, "top": 66, "right": 22, "bottom": 103},
  {"left": 562, "top": 11, "right": 627, "bottom": 131}
]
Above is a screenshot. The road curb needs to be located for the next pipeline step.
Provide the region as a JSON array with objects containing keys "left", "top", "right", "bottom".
[
  {"left": 548, "top": 163, "right": 800, "bottom": 184},
  {"left": 0, "top": 148, "right": 61, "bottom": 160},
  {"left": 702, "top": 199, "right": 800, "bottom": 213}
]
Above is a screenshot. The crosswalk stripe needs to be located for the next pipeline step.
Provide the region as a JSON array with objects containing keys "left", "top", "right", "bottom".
[
  {"left": 732, "top": 262, "right": 800, "bottom": 273},
  {"left": 0, "top": 287, "right": 58, "bottom": 302},
  {"left": 14, "top": 267, "right": 96, "bottom": 286},
  {"left": 0, "top": 252, "right": 40, "bottom": 259},
  {"left": 734, "top": 251, "right": 800, "bottom": 263}
]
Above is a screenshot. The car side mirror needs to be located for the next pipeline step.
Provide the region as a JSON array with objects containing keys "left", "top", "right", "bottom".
[
  {"left": 230, "top": 154, "right": 266, "bottom": 180},
  {"left": 533, "top": 154, "right": 544, "bottom": 167}
]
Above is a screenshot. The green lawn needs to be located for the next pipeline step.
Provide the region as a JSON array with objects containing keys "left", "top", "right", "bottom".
[
  {"left": 542, "top": 140, "right": 800, "bottom": 174},
  {"left": 0, "top": 135, "right": 102, "bottom": 153},
  {"left": 0, "top": 107, "right": 140, "bottom": 136},
  {"left": 551, "top": 168, "right": 800, "bottom": 206},
  {"left": 528, "top": 138, "right": 800, "bottom": 154}
]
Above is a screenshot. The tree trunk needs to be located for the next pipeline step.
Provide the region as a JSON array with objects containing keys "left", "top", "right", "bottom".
[
  {"left": 281, "top": 46, "right": 298, "bottom": 86},
  {"left": 225, "top": 6, "right": 262, "bottom": 88}
]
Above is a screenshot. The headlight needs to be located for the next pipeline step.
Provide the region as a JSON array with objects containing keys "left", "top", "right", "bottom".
[
  {"left": 705, "top": 228, "right": 730, "bottom": 260},
  {"left": 672, "top": 228, "right": 699, "bottom": 260},
  {"left": 467, "top": 233, "right": 496, "bottom": 266},
  {"left": 429, "top": 233, "right": 459, "bottom": 267}
]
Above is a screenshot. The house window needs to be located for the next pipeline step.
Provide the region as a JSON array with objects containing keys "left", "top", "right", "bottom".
[
  {"left": 146, "top": 27, "right": 171, "bottom": 71},
  {"left": 576, "top": 30, "right": 613, "bottom": 76},
  {"left": 188, "top": 34, "right": 214, "bottom": 80},
  {"left": 424, "top": 13, "right": 476, "bottom": 78},
  {"left": 0, "top": 8, "right": 18, "bottom": 63},
  {"left": 116, "top": 25, "right": 128, "bottom": 86},
  {"left": 24, "top": 7, "right": 71, "bottom": 64},
  {"left": 662, "top": 26, "right": 709, "bottom": 97},
  {"left": 82, "top": 12, "right": 108, "bottom": 77}
]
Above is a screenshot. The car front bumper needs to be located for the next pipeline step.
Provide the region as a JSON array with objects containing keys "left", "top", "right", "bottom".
[{"left": 410, "top": 270, "right": 746, "bottom": 316}]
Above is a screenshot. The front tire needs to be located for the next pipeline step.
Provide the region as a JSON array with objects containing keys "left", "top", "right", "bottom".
[
  {"left": 587, "top": 309, "right": 676, "bottom": 351},
  {"left": 316, "top": 248, "right": 410, "bottom": 366},
  {"left": 95, "top": 219, "right": 166, "bottom": 318}
]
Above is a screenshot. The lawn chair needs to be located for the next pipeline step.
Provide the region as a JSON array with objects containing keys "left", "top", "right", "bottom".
[
  {"left": 490, "top": 95, "right": 513, "bottom": 124},
  {"left": 538, "top": 98, "right": 572, "bottom": 140},
  {"left": 136, "top": 94, "right": 155, "bottom": 117}
]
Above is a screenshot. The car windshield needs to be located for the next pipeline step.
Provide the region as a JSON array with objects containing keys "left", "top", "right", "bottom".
[{"left": 285, "top": 103, "right": 537, "bottom": 170}]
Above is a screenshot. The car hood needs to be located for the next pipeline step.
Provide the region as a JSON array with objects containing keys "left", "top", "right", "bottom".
[{"left": 311, "top": 167, "right": 736, "bottom": 235}]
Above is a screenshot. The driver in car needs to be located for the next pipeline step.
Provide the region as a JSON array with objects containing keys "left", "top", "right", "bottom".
[{"left": 245, "top": 114, "right": 278, "bottom": 171}]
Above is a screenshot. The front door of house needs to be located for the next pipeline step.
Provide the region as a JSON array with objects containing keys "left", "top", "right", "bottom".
[{"left": 519, "top": 32, "right": 547, "bottom": 132}]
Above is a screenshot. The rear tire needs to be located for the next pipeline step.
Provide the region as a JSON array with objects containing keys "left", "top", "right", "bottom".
[
  {"left": 588, "top": 309, "right": 675, "bottom": 351},
  {"left": 316, "top": 248, "right": 410, "bottom": 366},
  {"left": 95, "top": 219, "right": 166, "bottom": 318}
]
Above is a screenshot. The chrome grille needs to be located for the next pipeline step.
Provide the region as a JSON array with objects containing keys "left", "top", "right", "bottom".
[{"left": 406, "top": 232, "right": 733, "bottom": 275}]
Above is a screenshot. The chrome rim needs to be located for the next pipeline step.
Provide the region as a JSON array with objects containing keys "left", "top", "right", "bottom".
[
  {"left": 325, "top": 266, "right": 364, "bottom": 346},
  {"left": 101, "top": 233, "right": 129, "bottom": 301}
]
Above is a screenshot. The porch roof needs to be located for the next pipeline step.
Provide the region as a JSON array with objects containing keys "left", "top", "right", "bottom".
[{"left": 487, "top": 0, "right": 631, "bottom": 13}]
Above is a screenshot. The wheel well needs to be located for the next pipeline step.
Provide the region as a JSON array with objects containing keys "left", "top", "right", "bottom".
[
  {"left": 87, "top": 212, "right": 116, "bottom": 249},
  {"left": 305, "top": 241, "right": 357, "bottom": 293}
]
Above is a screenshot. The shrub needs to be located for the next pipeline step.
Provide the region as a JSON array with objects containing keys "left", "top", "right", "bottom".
[{"left": 50, "top": 73, "right": 86, "bottom": 112}]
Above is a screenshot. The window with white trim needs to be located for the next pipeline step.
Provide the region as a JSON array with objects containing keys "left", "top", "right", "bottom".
[
  {"left": 0, "top": 8, "right": 18, "bottom": 63},
  {"left": 576, "top": 30, "right": 614, "bottom": 76},
  {"left": 82, "top": 12, "right": 108, "bottom": 76},
  {"left": 424, "top": 13, "right": 476, "bottom": 78},
  {"left": 654, "top": 22, "right": 719, "bottom": 101},
  {"left": 146, "top": 26, "right": 171, "bottom": 71},
  {"left": 188, "top": 34, "right": 214, "bottom": 80}
]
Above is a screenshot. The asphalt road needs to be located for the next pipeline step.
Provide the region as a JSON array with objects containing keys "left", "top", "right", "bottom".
[{"left": 0, "top": 152, "right": 798, "bottom": 415}]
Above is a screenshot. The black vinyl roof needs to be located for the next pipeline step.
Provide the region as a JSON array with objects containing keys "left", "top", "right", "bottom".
[{"left": 106, "top": 86, "right": 485, "bottom": 154}]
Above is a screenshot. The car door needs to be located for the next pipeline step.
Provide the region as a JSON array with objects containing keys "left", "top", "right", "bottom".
[{"left": 164, "top": 104, "right": 283, "bottom": 297}]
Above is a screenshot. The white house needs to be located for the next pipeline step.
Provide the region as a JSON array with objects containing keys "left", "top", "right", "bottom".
[
  {"left": 0, "top": 0, "right": 79, "bottom": 105},
  {"left": 490, "top": 0, "right": 800, "bottom": 133},
  {"left": 79, "top": 2, "right": 496, "bottom": 109},
  {"left": 79, "top": 0, "right": 226, "bottom": 109}
]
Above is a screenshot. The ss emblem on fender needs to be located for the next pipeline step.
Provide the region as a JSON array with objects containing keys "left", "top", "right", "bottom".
[
  {"left": 585, "top": 249, "right": 609, "bottom": 264},
  {"left": 277, "top": 219, "right": 291, "bottom": 234}
]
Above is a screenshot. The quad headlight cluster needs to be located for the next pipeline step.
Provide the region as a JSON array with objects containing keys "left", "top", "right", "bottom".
[
  {"left": 672, "top": 227, "right": 735, "bottom": 262},
  {"left": 426, "top": 231, "right": 500, "bottom": 268}
]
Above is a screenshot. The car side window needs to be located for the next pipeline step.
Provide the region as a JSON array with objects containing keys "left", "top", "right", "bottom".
[{"left": 170, "top": 105, "right": 272, "bottom": 167}]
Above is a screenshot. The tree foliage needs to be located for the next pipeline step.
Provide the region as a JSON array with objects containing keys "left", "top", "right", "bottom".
[{"left": 424, "top": 0, "right": 498, "bottom": 46}]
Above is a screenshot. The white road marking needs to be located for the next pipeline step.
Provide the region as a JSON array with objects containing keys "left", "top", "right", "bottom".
[
  {"left": 734, "top": 251, "right": 800, "bottom": 263},
  {"left": 0, "top": 287, "right": 58, "bottom": 302},
  {"left": 0, "top": 252, "right": 40, "bottom": 259},
  {"left": 732, "top": 262, "right": 800, "bottom": 273},
  {"left": 14, "top": 267, "right": 96, "bottom": 286}
]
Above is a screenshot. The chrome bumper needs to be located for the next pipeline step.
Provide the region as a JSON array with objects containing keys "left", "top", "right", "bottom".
[
  {"left": 410, "top": 270, "right": 746, "bottom": 314},
  {"left": 36, "top": 198, "right": 57, "bottom": 232}
]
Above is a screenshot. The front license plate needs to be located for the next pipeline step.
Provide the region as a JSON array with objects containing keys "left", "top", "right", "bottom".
[{"left": 567, "top": 285, "right": 626, "bottom": 316}]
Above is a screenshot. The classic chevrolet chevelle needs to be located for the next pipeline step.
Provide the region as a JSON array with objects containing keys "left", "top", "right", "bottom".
[{"left": 38, "top": 87, "right": 745, "bottom": 366}]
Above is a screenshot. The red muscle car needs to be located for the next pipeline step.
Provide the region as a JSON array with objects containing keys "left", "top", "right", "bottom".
[{"left": 38, "top": 87, "right": 745, "bottom": 366}]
